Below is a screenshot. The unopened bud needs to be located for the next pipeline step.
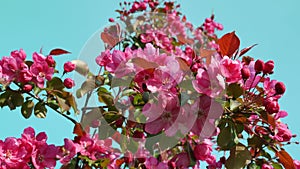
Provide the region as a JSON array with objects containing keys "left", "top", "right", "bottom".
[{"left": 254, "top": 59, "right": 265, "bottom": 73}]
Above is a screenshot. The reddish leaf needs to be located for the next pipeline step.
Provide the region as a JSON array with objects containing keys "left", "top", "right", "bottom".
[
  {"left": 239, "top": 44, "right": 257, "bottom": 56},
  {"left": 176, "top": 57, "right": 190, "bottom": 72},
  {"left": 217, "top": 31, "right": 240, "bottom": 57},
  {"left": 49, "top": 48, "right": 71, "bottom": 56},
  {"left": 101, "top": 24, "right": 122, "bottom": 49},
  {"left": 200, "top": 48, "right": 216, "bottom": 65},
  {"left": 131, "top": 57, "right": 159, "bottom": 69},
  {"left": 73, "top": 123, "right": 85, "bottom": 136},
  {"left": 116, "top": 159, "right": 125, "bottom": 167},
  {"left": 276, "top": 150, "right": 296, "bottom": 169}
]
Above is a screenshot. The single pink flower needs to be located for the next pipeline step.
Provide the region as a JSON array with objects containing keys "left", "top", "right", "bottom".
[
  {"left": 169, "top": 152, "right": 190, "bottom": 168},
  {"left": 143, "top": 92, "right": 180, "bottom": 135},
  {"left": 272, "top": 122, "right": 292, "bottom": 142},
  {"left": 194, "top": 139, "right": 213, "bottom": 161},
  {"left": 32, "top": 143, "right": 58, "bottom": 169},
  {"left": 220, "top": 56, "right": 242, "bottom": 83},
  {"left": 59, "top": 139, "right": 78, "bottom": 164},
  {"left": 96, "top": 50, "right": 112, "bottom": 67},
  {"left": 0, "top": 137, "right": 30, "bottom": 168},
  {"left": 30, "top": 61, "right": 54, "bottom": 88}
]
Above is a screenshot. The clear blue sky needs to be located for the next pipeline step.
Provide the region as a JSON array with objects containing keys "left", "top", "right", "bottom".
[{"left": 0, "top": 0, "right": 299, "bottom": 162}]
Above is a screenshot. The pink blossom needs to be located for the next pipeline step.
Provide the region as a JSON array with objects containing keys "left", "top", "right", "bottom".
[
  {"left": 106, "top": 50, "right": 127, "bottom": 73},
  {"left": 96, "top": 50, "right": 112, "bottom": 67},
  {"left": 0, "top": 137, "right": 30, "bottom": 168},
  {"left": 46, "top": 55, "right": 55, "bottom": 67},
  {"left": 220, "top": 56, "right": 242, "bottom": 83},
  {"left": 263, "top": 77, "right": 277, "bottom": 97},
  {"left": 32, "top": 143, "right": 58, "bottom": 169},
  {"left": 143, "top": 92, "right": 180, "bottom": 135},
  {"left": 272, "top": 122, "right": 292, "bottom": 142},
  {"left": 274, "top": 110, "right": 288, "bottom": 120},
  {"left": 193, "top": 55, "right": 225, "bottom": 98},
  {"left": 262, "top": 164, "right": 274, "bottom": 169},
  {"left": 294, "top": 160, "right": 300, "bottom": 169},
  {"left": 144, "top": 157, "right": 168, "bottom": 169},
  {"left": 244, "top": 61, "right": 261, "bottom": 89},
  {"left": 63, "top": 61, "right": 76, "bottom": 73},
  {"left": 30, "top": 58, "right": 54, "bottom": 88},
  {"left": 59, "top": 139, "right": 78, "bottom": 164},
  {"left": 190, "top": 95, "right": 223, "bottom": 138},
  {"left": 194, "top": 139, "right": 213, "bottom": 161},
  {"left": 11, "top": 48, "right": 26, "bottom": 62},
  {"left": 32, "top": 52, "right": 46, "bottom": 63},
  {"left": 0, "top": 53, "right": 31, "bottom": 83},
  {"left": 169, "top": 152, "right": 190, "bottom": 169}
]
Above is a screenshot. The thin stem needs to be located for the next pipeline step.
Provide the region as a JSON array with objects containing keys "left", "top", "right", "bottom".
[
  {"left": 15, "top": 83, "right": 77, "bottom": 125},
  {"left": 80, "top": 91, "right": 93, "bottom": 124}
]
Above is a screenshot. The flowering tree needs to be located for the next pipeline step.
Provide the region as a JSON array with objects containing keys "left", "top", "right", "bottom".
[{"left": 0, "top": 0, "right": 299, "bottom": 169}]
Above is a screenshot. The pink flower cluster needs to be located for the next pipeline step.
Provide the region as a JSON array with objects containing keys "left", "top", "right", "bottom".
[
  {"left": 0, "top": 127, "right": 118, "bottom": 169},
  {"left": 0, "top": 49, "right": 54, "bottom": 88},
  {"left": 0, "top": 127, "right": 58, "bottom": 169}
]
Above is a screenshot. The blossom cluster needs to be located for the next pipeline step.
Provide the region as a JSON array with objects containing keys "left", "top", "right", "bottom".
[
  {"left": 0, "top": 49, "right": 54, "bottom": 89},
  {"left": 0, "top": 127, "right": 118, "bottom": 169}
]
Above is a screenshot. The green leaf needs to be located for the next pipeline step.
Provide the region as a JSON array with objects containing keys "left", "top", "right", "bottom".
[
  {"left": 34, "top": 102, "right": 47, "bottom": 118},
  {"left": 225, "top": 144, "right": 251, "bottom": 169},
  {"left": 111, "top": 76, "right": 132, "bottom": 88},
  {"left": 0, "top": 92, "right": 9, "bottom": 108},
  {"left": 272, "top": 163, "right": 283, "bottom": 169},
  {"left": 21, "top": 100, "right": 34, "bottom": 119},
  {"left": 227, "top": 83, "right": 243, "bottom": 99},
  {"left": 98, "top": 87, "right": 114, "bottom": 106},
  {"left": 133, "top": 94, "right": 144, "bottom": 105},
  {"left": 46, "top": 77, "right": 64, "bottom": 90},
  {"left": 217, "top": 122, "right": 239, "bottom": 150},
  {"left": 230, "top": 99, "right": 241, "bottom": 111},
  {"left": 103, "top": 111, "right": 122, "bottom": 124},
  {"left": 0, "top": 90, "right": 24, "bottom": 110},
  {"left": 248, "top": 135, "right": 263, "bottom": 149},
  {"left": 247, "top": 163, "right": 260, "bottom": 169}
]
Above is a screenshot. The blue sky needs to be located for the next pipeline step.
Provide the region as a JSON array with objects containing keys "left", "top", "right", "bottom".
[{"left": 0, "top": 0, "right": 299, "bottom": 162}]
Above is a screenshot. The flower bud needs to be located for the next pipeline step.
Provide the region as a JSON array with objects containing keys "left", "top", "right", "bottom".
[
  {"left": 108, "top": 18, "right": 115, "bottom": 22},
  {"left": 64, "top": 78, "right": 75, "bottom": 89},
  {"left": 46, "top": 55, "right": 55, "bottom": 67},
  {"left": 241, "top": 67, "right": 250, "bottom": 79},
  {"left": 132, "top": 130, "right": 145, "bottom": 141},
  {"left": 254, "top": 59, "right": 264, "bottom": 73},
  {"left": 275, "top": 82, "right": 286, "bottom": 95},
  {"left": 124, "top": 151, "right": 133, "bottom": 164},
  {"left": 63, "top": 61, "right": 76, "bottom": 73},
  {"left": 23, "top": 84, "right": 33, "bottom": 92},
  {"left": 265, "top": 100, "right": 280, "bottom": 114},
  {"left": 263, "top": 60, "right": 274, "bottom": 74}
]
